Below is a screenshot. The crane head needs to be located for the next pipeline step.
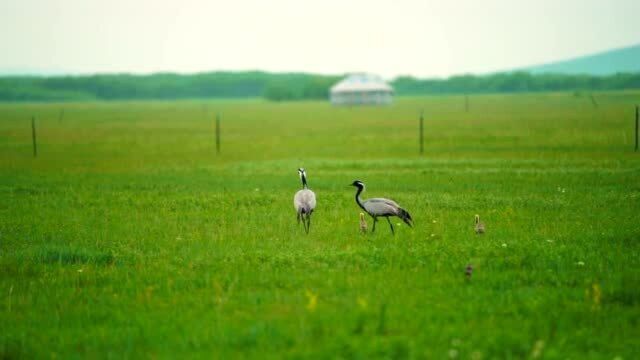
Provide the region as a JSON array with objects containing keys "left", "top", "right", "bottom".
[{"left": 350, "top": 180, "right": 365, "bottom": 189}]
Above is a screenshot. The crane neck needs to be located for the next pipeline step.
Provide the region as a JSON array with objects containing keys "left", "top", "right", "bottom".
[
  {"left": 301, "top": 174, "right": 308, "bottom": 189},
  {"left": 354, "top": 186, "right": 366, "bottom": 211}
]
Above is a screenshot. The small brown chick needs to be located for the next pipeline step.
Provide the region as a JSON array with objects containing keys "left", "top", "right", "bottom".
[
  {"left": 465, "top": 264, "right": 473, "bottom": 279},
  {"left": 359, "top": 212, "right": 368, "bottom": 234},
  {"left": 474, "top": 214, "right": 485, "bottom": 234}
]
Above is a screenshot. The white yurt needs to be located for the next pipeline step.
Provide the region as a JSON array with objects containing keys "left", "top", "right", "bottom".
[{"left": 329, "top": 73, "right": 393, "bottom": 106}]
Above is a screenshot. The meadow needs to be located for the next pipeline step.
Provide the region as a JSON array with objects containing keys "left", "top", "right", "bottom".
[{"left": 1, "top": 92, "right": 639, "bottom": 358}]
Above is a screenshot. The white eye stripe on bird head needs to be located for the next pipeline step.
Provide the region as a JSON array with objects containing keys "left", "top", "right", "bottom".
[{"left": 351, "top": 180, "right": 365, "bottom": 189}]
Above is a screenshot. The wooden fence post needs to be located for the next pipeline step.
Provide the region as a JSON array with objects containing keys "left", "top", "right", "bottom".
[
  {"left": 216, "top": 113, "right": 221, "bottom": 155},
  {"left": 419, "top": 109, "right": 424, "bottom": 155},
  {"left": 635, "top": 105, "right": 638, "bottom": 152},
  {"left": 31, "top": 117, "right": 37, "bottom": 157},
  {"left": 590, "top": 94, "right": 598, "bottom": 108}
]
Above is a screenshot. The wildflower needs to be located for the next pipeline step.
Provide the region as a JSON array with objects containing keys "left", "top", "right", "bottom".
[
  {"left": 357, "top": 297, "right": 368, "bottom": 310},
  {"left": 305, "top": 290, "right": 317, "bottom": 312},
  {"left": 530, "top": 340, "right": 545, "bottom": 358}
]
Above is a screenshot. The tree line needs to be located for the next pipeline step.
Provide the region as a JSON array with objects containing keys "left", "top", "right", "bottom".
[
  {"left": 393, "top": 72, "right": 640, "bottom": 95},
  {"left": 0, "top": 71, "right": 638, "bottom": 102}
]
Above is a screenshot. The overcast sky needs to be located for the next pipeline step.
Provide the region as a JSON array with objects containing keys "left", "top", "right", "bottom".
[{"left": 1, "top": 0, "right": 638, "bottom": 78}]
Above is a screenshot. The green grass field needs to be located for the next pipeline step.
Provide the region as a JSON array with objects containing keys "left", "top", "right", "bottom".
[{"left": 1, "top": 92, "right": 639, "bottom": 358}]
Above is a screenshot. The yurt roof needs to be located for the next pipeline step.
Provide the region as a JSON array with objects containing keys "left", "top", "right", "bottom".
[{"left": 330, "top": 73, "right": 393, "bottom": 94}]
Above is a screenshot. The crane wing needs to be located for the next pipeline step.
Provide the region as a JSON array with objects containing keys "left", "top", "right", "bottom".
[
  {"left": 294, "top": 189, "right": 316, "bottom": 213},
  {"left": 362, "top": 198, "right": 400, "bottom": 216}
]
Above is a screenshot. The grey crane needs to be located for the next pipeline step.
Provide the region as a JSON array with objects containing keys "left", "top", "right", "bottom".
[
  {"left": 293, "top": 168, "right": 316, "bottom": 233},
  {"left": 350, "top": 180, "right": 413, "bottom": 234}
]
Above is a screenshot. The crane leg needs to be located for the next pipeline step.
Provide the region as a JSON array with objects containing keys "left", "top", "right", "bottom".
[
  {"left": 386, "top": 217, "right": 395, "bottom": 235},
  {"left": 372, "top": 217, "right": 377, "bottom": 232},
  {"left": 306, "top": 215, "right": 311, "bottom": 234}
]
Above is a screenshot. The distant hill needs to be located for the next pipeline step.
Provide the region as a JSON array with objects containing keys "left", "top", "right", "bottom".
[{"left": 524, "top": 44, "right": 640, "bottom": 75}]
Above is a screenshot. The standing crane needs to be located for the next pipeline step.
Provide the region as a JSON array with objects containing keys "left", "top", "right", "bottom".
[
  {"left": 293, "top": 168, "right": 316, "bottom": 234},
  {"left": 350, "top": 180, "right": 412, "bottom": 234}
]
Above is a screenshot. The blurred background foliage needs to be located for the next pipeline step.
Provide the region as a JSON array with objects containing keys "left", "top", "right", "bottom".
[{"left": 1, "top": 71, "right": 639, "bottom": 102}]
